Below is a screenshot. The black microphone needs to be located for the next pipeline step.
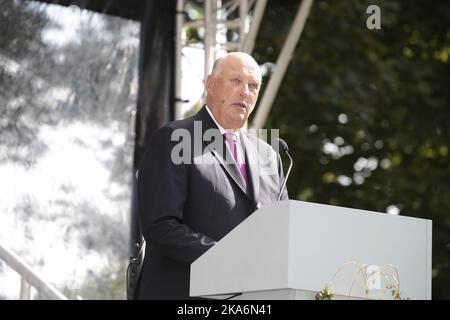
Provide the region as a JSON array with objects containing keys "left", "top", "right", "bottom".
[{"left": 271, "top": 138, "right": 293, "bottom": 201}]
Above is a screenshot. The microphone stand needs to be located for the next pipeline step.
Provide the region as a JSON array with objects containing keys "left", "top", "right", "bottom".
[{"left": 277, "top": 150, "right": 293, "bottom": 201}]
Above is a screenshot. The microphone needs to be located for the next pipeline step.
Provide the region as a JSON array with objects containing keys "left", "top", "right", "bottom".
[{"left": 271, "top": 138, "right": 293, "bottom": 201}]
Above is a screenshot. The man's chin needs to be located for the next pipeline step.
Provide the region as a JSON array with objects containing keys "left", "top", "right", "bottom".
[
  {"left": 234, "top": 108, "right": 247, "bottom": 117},
  {"left": 231, "top": 117, "right": 247, "bottom": 129}
]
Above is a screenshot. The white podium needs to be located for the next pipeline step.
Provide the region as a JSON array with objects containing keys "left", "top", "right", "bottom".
[{"left": 190, "top": 200, "right": 432, "bottom": 300}]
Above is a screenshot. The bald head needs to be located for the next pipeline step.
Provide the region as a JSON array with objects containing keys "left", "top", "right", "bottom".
[
  {"left": 211, "top": 52, "right": 261, "bottom": 81},
  {"left": 206, "top": 52, "right": 262, "bottom": 130}
]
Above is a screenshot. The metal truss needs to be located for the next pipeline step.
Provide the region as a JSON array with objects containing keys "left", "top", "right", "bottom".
[
  {"left": 175, "top": 0, "right": 267, "bottom": 120},
  {"left": 175, "top": 0, "right": 314, "bottom": 129}
]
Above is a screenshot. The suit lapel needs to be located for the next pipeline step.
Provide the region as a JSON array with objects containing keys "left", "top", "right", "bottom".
[
  {"left": 211, "top": 147, "right": 248, "bottom": 196},
  {"left": 196, "top": 106, "right": 249, "bottom": 197}
]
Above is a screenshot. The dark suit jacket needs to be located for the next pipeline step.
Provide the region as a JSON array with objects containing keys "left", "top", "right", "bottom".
[{"left": 135, "top": 106, "right": 288, "bottom": 299}]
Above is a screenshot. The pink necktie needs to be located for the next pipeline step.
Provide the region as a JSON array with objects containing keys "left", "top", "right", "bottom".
[{"left": 224, "top": 132, "right": 248, "bottom": 186}]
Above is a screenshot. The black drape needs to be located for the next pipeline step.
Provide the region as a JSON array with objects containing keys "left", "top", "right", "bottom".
[{"left": 130, "top": 0, "right": 176, "bottom": 255}]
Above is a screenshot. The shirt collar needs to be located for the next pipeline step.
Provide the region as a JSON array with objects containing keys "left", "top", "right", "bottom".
[{"left": 205, "top": 105, "right": 242, "bottom": 137}]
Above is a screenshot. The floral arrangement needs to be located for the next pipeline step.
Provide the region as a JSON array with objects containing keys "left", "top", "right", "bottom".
[{"left": 315, "top": 261, "right": 409, "bottom": 300}]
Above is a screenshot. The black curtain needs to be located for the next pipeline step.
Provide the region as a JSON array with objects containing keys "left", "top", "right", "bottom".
[{"left": 130, "top": 0, "right": 176, "bottom": 255}]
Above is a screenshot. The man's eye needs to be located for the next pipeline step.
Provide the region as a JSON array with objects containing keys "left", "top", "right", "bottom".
[
  {"left": 249, "top": 84, "right": 259, "bottom": 90},
  {"left": 231, "top": 78, "right": 240, "bottom": 84}
]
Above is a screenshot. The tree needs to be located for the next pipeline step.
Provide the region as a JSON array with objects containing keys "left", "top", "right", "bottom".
[
  {"left": 0, "top": 0, "right": 139, "bottom": 299},
  {"left": 0, "top": 0, "right": 51, "bottom": 166},
  {"left": 253, "top": 0, "right": 450, "bottom": 298}
]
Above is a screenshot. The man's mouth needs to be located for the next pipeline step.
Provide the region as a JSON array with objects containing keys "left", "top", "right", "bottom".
[{"left": 232, "top": 102, "right": 247, "bottom": 110}]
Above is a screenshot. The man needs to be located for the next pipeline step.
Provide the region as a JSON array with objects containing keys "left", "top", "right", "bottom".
[{"left": 135, "top": 52, "right": 288, "bottom": 299}]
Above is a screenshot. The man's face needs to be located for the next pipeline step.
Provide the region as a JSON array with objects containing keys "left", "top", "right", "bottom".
[{"left": 206, "top": 54, "right": 262, "bottom": 130}]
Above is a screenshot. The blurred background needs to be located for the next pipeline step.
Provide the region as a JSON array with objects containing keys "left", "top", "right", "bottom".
[{"left": 0, "top": 0, "right": 448, "bottom": 299}]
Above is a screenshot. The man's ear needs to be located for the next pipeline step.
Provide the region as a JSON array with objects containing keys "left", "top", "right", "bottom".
[{"left": 206, "top": 75, "right": 214, "bottom": 93}]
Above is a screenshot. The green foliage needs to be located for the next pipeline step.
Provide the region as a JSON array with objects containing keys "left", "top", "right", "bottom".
[
  {"left": 254, "top": 0, "right": 450, "bottom": 298},
  {"left": 315, "top": 283, "right": 334, "bottom": 300},
  {"left": 0, "top": 1, "right": 136, "bottom": 300},
  {"left": 0, "top": 0, "right": 50, "bottom": 59}
]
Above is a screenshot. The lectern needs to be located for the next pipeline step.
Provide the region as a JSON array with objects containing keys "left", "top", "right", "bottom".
[{"left": 190, "top": 200, "right": 432, "bottom": 300}]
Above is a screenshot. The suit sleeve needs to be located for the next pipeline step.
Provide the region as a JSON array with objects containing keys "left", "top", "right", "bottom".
[{"left": 137, "top": 126, "right": 216, "bottom": 266}]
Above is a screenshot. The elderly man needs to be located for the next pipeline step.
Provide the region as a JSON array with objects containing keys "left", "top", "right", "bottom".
[{"left": 135, "top": 52, "right": 288, "bottom": 299}]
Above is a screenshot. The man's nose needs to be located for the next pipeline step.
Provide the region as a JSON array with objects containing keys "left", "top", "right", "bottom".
[{"left": 239, "top": 84, "right": 249, "bottom": 96}]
